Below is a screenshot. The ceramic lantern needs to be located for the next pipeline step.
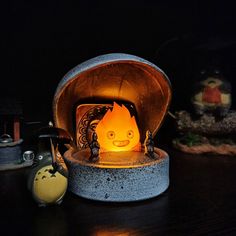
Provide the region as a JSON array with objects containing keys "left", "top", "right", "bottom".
[{"left": 53, "top": 53, "right": 172, "bottom": 202}]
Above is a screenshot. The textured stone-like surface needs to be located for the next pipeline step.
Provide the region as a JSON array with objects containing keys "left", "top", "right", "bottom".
[
  {"left": 64, "top": 148, "right": 169, "bottom": 202},
  {"left": 175, "top": 110, "right": 236, "bottom": 135}
]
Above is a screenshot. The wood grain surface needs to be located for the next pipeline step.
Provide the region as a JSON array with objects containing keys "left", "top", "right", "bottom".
[{"left": 0, "top": 147, "right": 235, "bottom": 236}]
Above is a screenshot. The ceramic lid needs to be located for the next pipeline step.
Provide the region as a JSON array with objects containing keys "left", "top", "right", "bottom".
[{"left": 53, "top": 53, "right": 171, "bottom": 142}]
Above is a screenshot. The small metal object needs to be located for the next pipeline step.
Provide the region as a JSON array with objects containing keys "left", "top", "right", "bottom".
[
  {"left": 89, "top": 132, "right": 100, "bottom": 162},
  {"left": 144, "top": 130, "right": 156, "bottom": 159},
  {"left": 0, "top": 134, "right": 13, "bottom": 144},
  {"left": 23, "top": 150, "right": 35, "bottom": 161}
]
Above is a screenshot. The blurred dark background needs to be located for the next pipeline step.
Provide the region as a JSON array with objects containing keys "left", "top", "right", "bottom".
[{"left": 2, "top": 0, "right": 236, "bottom": 143}]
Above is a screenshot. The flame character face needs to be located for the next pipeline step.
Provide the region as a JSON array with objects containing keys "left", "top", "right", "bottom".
[{"left": 96, "top": 102, "right": 140, "bottom": 152}]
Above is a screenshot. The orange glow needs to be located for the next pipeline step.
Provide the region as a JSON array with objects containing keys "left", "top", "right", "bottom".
[
  {"left": 96, "top": 102, "right": 140, "bottom": 152},
  {"left": 91, "top": 229, "right": 139, "bottom": 236}
]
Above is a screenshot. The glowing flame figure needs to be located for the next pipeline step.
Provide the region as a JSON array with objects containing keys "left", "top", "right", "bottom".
[{"left": 96, "top": 102, "right": 141, "bottom": 152}]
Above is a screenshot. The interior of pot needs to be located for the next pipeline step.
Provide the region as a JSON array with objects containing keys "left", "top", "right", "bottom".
[{"left": 53, "top": 57, "right": 171, "bottom": 145}]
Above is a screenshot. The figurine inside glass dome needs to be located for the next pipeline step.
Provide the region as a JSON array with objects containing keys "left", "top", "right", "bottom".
[
  {"left": 192, "top": 69, "right": 231, "bottom": 118},
  {"left": 173, "top": 68, "right": 236, "bottom": 155}
]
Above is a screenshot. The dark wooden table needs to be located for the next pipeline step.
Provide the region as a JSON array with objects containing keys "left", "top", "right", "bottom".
[{"left": 0, "top": 147, "right": 236, "bottom": 236}]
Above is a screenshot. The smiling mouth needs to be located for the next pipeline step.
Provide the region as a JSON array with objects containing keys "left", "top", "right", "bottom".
[{"left": 113, "top": 140, "right": 130, "bottom": 147}]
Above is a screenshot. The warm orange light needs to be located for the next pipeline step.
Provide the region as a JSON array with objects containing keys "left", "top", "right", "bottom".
[
  {"left": 91, "top": 229, "right": 139, "bottom": 236},
  {"left": 96, "top": 102, "right": 140, "bottom": 152}
]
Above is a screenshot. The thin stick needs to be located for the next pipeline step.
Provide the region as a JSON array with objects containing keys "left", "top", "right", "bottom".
[
  {"left": 50, "top": 138, "right": 56, "bottom": 169},
  {"left": 168, "top": 111, "right": 177, "bottom": 120}
]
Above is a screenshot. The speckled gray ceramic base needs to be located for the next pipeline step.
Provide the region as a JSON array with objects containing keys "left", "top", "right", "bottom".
[{"left": 64, "top": 148, "right": 169, "bottom": 202}]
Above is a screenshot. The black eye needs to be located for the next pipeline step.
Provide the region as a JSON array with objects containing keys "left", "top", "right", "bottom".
[
  {"left": 107, "top": 131, "right": 115, "bottom": 139},
  {"left": 127, "top": 130, "right": 134, "bottom": 139}
]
